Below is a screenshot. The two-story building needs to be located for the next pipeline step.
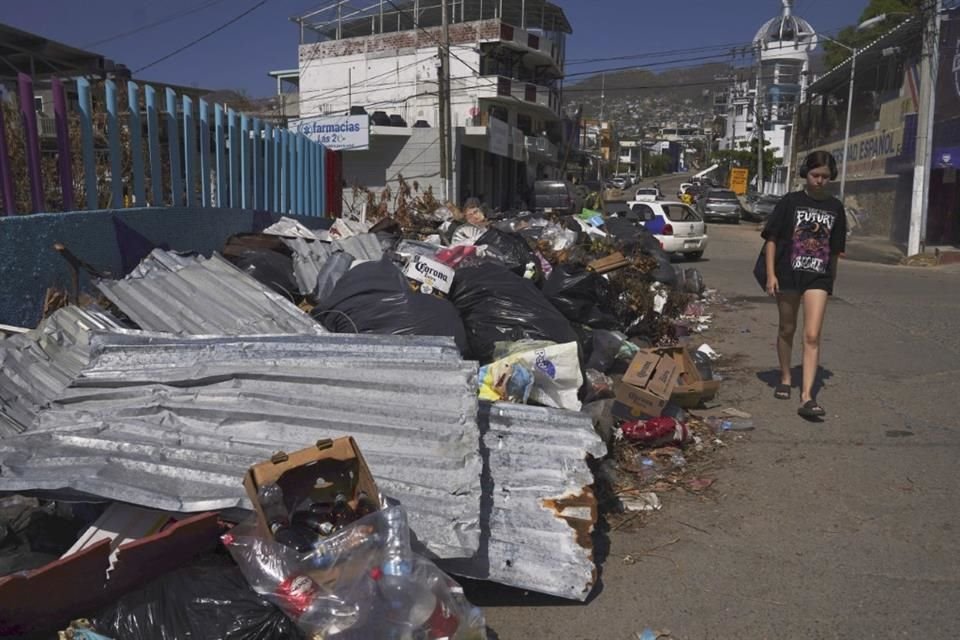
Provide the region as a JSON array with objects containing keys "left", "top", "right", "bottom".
[{"left": 292, "top": 0, "right": 571, "bottom": 211}]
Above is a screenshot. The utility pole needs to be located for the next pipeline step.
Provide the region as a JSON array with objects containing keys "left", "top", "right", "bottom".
[
  {"left": 438, "top": 0, "right": 452, "bottom": 202},
  {"left": 755, "top": 44, "right": 764, "bottom": 194},
  {"left": 599, "top": 72, "right": 606, "bottom": 121},
  {"left": 908, "top": 0, "right": 941, "bottom": 256}
]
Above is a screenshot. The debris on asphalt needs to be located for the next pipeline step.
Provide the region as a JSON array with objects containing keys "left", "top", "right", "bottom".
[{"left": 0, "top": 198, "right": 752, "bottom": 632}]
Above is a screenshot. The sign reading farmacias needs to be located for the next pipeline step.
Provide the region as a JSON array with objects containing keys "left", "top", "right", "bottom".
[{"left": 294, "top": 115, "right": 370, "bottom": 151}]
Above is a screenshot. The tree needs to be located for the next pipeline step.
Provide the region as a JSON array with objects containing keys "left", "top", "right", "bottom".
[
  {"left": 711, "top": 138, "right": 781, "bottom": 187},
  {"left": 823, "top": 0, "right": 924, "bottom": 69}
]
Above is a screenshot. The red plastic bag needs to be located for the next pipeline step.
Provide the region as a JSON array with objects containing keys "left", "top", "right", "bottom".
[
  {"left": 434, "top": 245, "right": 477, "bottom": 268},
  {"left": 621, "top": 417, "right": 690, "bottom": 447}
]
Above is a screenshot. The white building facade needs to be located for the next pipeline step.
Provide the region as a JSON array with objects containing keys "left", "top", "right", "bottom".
[{"left": 295, "top": 0, "right": 571, "bottom": 211}]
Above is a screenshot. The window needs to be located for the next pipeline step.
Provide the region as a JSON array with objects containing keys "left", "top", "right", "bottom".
[
  {"left": 663, "top": 204, "right": 701, "bottom": 222},
  {"left": 34, "top": 96, "right": 43, "bottom": 113},
  {"left": 735, "top": 105, "right": 744, "bottom": 116},
  {"left": 629, "top": 204, "right": 655, "bottom": 221}
]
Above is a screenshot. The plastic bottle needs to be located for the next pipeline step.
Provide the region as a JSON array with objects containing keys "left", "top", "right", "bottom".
[{"left": 706, "top": 417, "right": 754, "bottom": 433}]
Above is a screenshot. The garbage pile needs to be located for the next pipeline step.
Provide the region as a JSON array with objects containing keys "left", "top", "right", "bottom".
[{"left": 0, "top": 202, "right": 732, "bottom": 637}]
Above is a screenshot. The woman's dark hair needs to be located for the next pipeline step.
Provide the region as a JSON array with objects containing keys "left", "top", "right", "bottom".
[{"left": 800, "top": 150, "right": 838, "bottom": 180}]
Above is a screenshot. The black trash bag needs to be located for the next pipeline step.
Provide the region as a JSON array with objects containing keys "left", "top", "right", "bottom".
[
  {"left": 475, "top": 227, "right": 540, "bottom": 279},
  {"left": 585, "top": 329, "right": 633, "bottom": 374},
  {"left": 0, "top": 498, "right": 99, "bottom": 577},
  {"left": 92, "top": 563, "right": 304, "bottom": 640},
  {"left": 649, "top": 251, "right": 678, "bottom": 287},
  {"left": 314, "top": 258, "right": 469, "bottom": 355},
  {"left": 602, "top": 217, "right": 662, "bottom": 255},
  {"left": 541, "top": 265, "right": 619, "bottom": 329},
  {"left": 224, "top": 248, "right": 299, "bottom": 299},
  {"left": 449, "top": 264, "right": 577, "bottom": 362}
]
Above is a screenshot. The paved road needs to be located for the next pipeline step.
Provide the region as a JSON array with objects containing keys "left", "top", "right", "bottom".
[{"left": 474, "top": 223, "right": 960, "bottom": 639}]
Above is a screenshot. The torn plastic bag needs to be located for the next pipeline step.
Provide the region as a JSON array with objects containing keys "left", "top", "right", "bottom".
[
  {"left": 395, "top": 239, "right": 444, "bottom": 261},
  {"left": 487, "top": 340, "right": 583, "bottom": 411},
  {"left": 621, "top": 417, "right": 690, "bottom": 447},
  {"left": 91, "top": 561, "right": 304, "bottom": 640},
  {"left": 582, "top": 369, "right": 615, "bottom": 404},
  {"left": 541, "top": 265, "right": 619, "bottom": 329},
  {"left": 223, "top": 506, "right": 486, "bottom": 640},
  {"left": 584, "top": 330, "right": 639, "bottom": 374},
  {"left": 449, "top": 264, "right": 578, "bottom": 363},
  {"left": 474, "top": 228, "right": 540, "bottom": 279},
  {"left": 478, "top": 360, "right": 534, "bottom": 403},
  {"left": 314, "top": 258, "right": 469, "bottom": 355},
  {"left": 224, "top": 248, "right": 299, "bottom": 300},
  {"left": 684, "top": 268, "right": 705, "bottom": 295},
  {"left": 434, "top": 244, "right": 478, "bottom": 269}
]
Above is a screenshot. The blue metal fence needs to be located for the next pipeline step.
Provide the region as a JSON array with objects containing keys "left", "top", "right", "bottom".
[{"left": 0, "top": 73, "right": 329, "bottom": 216}]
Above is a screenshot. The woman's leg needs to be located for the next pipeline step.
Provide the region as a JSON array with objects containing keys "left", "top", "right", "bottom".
[
  {"left": 776, "top": 293, "right": 802, "bottom": 386},
  {"left": 800, "top": 289, "right": 829, "bottom": 403}
]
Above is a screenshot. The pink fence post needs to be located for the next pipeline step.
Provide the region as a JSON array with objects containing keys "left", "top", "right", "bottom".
[
  {"left": 52, "top": 78, "right": 75, "bottom": 212},
  {"left": 17, "top": 73, "right": 45, "bottom": 212}
]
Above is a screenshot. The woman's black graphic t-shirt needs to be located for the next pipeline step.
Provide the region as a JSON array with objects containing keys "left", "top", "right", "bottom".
[{"left": 761, "top": 190, "right": 846, "bottom": 294}]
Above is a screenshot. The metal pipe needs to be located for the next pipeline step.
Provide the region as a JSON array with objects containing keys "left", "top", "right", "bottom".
[{"left": 839, "top": 48, "right": 855, "bottom": 203}]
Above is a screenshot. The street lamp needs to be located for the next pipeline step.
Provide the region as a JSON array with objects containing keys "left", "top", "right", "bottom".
[{"left": 817, "top": 14, "right": 909, "bottom": 203}]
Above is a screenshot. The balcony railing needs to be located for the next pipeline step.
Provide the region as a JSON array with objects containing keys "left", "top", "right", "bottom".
[
  {"left": 479, "top": 76, "right": 560, "bottom": 116},
  {"left": 525, "top": 135, "right": 557, "bottom": 158}
]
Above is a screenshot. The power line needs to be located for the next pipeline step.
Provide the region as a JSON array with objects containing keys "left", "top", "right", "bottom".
[
  {"left": 82, "top": 0, "right": 230, "bottom": 48},
  {"left": 133, "top": 0, "right": 269, "bottom": 73}
]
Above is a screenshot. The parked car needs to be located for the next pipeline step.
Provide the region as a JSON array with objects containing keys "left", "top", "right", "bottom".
[
  {"left": 608, "top": 176, "right": 629, "bottom": 190},
  {"left": 620, "top": 200, "right": 708, "bottom": 260},
  {"left": 533, "top": 179, "right": 583, "bottom": 215},
  {"left": 743, "top": 193, "right": 781, "bottom": 221},
  {"left": 633, "top": 187, "right": 662, "bottom": 202},
  {"left": 697, "top": 188, "right": 743, "bottom": 223}
]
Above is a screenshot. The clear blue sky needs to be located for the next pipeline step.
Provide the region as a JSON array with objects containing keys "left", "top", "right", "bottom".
[{"left": 0, "top": 0, "right": 865, "bottom": 96}]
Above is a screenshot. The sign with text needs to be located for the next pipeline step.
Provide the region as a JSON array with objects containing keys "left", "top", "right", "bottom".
[
  {"left": 488, "top": 117, "right": 510, "bottom": 158},
  {"left": 729, "top": 167, "right": 749, "bottom": 195},
  {"left": 294, "top": 115, "right": 369, "bottom": 151}
]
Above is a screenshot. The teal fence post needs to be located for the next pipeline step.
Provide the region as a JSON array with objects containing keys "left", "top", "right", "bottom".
[
  {"left": 296, "top": 134, "right": 305, "bottom": 215},
  {"left": 127, "top": 82, "right": 146, "bottom": 206},
  {"left": 145, "top": 84, "right": 163, "bottom": 206},
  {"left": 273, "top": 127, "right": 281, "bottom": 212},
  {"left": 280, "top": 130, "right": 289, "bottom": 213},
  {"left": 183, "top": 95, "right": 197, "bottom": 207},
  {"left": 165, "top": 88, "right": 183, "bottom": 205},
  {"left": 240, "top": 114, "right": 249, "bottom": 209},
  {"left": 76, "top": 78, "right": 97, "bottom": 210},
  {"left": 263, "top": 122, "right": 272, "bottom": 212},
  {"left": 252, "top": 118, "right": 262, "bottom": 209},
  {"left": 304, "top": 137, "right": 312, "bottom": 215},
  {"left": 228, "top": 109, "right": 239, "bottom": 208},
  {"left": 105, "top": 80, "right": 123, "bottom": 207},
  {"left": 199, "top": 99, "right": 211, "bottom": 207},
  {"left": 215, "top": 105, "right": 226, "bottom": 207}
]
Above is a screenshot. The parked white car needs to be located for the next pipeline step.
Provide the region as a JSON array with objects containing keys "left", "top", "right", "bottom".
[
  {"left": 621, "top": 199, "right": 708, "bottom": 260},
  {"left": 633, "top": 187, "right": 661, "bottom": 202}
]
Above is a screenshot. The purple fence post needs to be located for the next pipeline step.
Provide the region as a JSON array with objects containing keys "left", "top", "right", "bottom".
[
  {"left": 52, "top": 78, "right": 75, "bottom": 212},
  {"left": 0, "top": 104, "right": 15, "bottom": 215},
  {"left": 18, "top": 73, "right": 45, "bottom": 212}
]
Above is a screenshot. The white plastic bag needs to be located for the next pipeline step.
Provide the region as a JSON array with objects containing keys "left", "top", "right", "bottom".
[{"left": 489, "top": 340, "right": 583, "bottom": 411}]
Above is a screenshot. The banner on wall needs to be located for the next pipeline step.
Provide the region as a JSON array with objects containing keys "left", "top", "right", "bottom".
[{"left": 293, "top": 115, "right": 370, "bottom": 151}]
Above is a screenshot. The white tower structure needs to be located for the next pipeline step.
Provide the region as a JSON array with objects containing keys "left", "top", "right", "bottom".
[{"left": 753, "top": 0, "right": 818, "bottom": 192}]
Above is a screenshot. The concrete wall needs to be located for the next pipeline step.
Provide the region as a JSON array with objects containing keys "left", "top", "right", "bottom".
[
  {"left": 0, "top": 207, "right": 329, "bottom": 328},
  {"left": 341, "top": 127, "right": 443, "bottom": 213}
]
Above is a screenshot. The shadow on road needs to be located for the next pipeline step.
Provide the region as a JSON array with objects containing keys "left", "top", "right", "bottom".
[{"left": 756, "top": 365, "right": 834, "bottom": 399}]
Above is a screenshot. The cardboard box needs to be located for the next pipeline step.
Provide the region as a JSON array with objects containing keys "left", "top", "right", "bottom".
[
  {"left": 656, "top": 346, "right": 721, "bottom": 408},
  {"left": 613, "top": 349, "right": 680, "bottom": 419},
  {"left": 403, "top": 255, "right": 455, "bottom": 294},
  {"left": 243, "top": 437, "right": 380, "bottom": 543},
  {"left": 587, "top": 252, "right": 630, "bottom": 274}
]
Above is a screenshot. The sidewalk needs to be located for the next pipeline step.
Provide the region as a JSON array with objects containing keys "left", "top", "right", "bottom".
[{"left": 843, "top": 234, "right": 905, "bottom": 265}]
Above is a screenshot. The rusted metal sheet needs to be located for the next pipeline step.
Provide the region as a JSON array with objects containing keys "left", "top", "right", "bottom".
[{"left": 0, "top": 511, "right": 219, "bottom": 637}]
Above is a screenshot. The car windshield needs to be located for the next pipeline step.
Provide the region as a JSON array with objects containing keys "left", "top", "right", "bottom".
[
  {"left": 662, "top": 204, "right": 701, "bottom": 222},
  {"left": 710, "top": 190, "right": 738, "bottom": 200}
]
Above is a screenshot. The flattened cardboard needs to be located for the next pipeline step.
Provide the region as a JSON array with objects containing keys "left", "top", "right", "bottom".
[
  {"left": 614, "top": 382, "right": 670, "bottom": 418},
  {"left": 243, "top": 437, "right": 380, "bottom": 542},
  {"left": 615, "top": 349, "right": 681, "bottom": 418}
]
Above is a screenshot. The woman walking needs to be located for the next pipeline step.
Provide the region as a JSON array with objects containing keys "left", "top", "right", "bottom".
[{"left": 762, "top": 151, "right": 847, "bottom": 419}]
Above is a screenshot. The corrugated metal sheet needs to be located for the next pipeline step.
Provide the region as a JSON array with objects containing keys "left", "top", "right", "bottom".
[
  {"left": 96, "top": 250, "right": 326, "bottom": 336},
  {"left": 0, "top": 327, "right": 482, "bottom": 559},
  {"left": 333, "top": 233, "right": 383, "bottom": 262},
  {"left": 0, "top": 307, "right": 125, "bottom": 437},
  {"left": 440, "top": 402, "right": 606, "bottom": 601},
  {"left": 283, "top": 237, "right": 336, "bottom": 296}
]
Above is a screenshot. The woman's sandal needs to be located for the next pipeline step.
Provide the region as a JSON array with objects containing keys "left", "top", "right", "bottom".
[
  {"left": 774, "top": 384, "right": 791, "bottom": 400},
  {"left": 798, "top": 400, "right": 826, "bottom": 419}
]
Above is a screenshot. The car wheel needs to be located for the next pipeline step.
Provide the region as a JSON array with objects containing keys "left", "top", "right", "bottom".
[{"left": 686, "top": 251, "right": 703, "bottom": 261}]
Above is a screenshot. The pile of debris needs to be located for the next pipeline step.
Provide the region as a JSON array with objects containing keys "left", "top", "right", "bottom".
[{"left": 0, "top": 203, "right": 732, "bottom": 638}]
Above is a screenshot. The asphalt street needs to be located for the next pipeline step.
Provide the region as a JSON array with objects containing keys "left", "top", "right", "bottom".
[{"left": 474, "top": 203, "right": 960, "bottom": 639}]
